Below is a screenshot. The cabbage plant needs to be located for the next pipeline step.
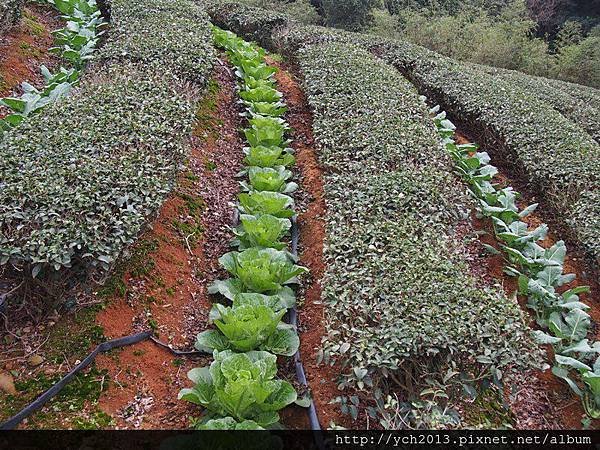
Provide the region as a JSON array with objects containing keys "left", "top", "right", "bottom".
[
  {"left": 233, "top": 214, "right": 291, "bottom": 250},
  {"left": 243, "top": 146, "right": 295, "bottom": 168},
  {"left": 240, "top": 167, "right": 297, "bottom": 194},
  {"left": 178, "top": 350, "right": 297, "bottom": 427},
  {"left": 233, "top": 292, "right": 295, "bottom": 312},
  {"left": 240, "top": 86, "right": 283, "bottom": 104},
  {"left": 238, "top": 191, "right": 295, "bottom": 218},
  {"left": 195, "top": 303, "right": 299, "bottom": 355},
  {"left": 431, "top": 105, "right": 598, "bottom": 418},
  {"left": 236, "top": 61, "right": 277, "bottom": 81},
  {"left": 244, "top": 119, "right": 288, "bottom": 148},
  {"left": 211, "top": 247, "right": 307, "bottom": 295},
  {"left": 244, "top": 101, "right": 287, "bottom": 118}
]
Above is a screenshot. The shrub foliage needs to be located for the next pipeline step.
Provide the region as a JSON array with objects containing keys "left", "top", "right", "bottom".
[{"left": 0, "top": 0, "right": 215, "bottom": 278}]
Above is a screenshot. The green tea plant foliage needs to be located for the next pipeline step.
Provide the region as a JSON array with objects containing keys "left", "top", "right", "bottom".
[
  {"left": 179, "top": 27, "right": 307, "bottom": 429},
  {"left": 97, "top": 0, "right": 214, "bottom": 85},
  {"left": 431, "top": 106, "right": 599, "bottom": 419},
  {"left": 0, "top": 0, "right": 215, "bottom": 278},
  {"left": 0, "top": 0, "right": 106, "bottom": 135}
]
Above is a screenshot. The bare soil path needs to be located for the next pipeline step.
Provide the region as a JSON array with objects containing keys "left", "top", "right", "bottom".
[
  {"left": 268, "top": 57, "right": 349, "bottom": 429},
  {"left": 94, "top": 60, "right": 245, "bottom": 429},
  {"left": 0, "top": 3, "right": 61, "bottom": 100}
]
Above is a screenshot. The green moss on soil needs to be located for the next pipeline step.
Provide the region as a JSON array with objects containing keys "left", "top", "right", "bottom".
[
  {"left": 193, "top": 78, "right": 222, "bottom": 139},
  {"left": 97, "top": 238, "right": 159, "bottom": 298},
  {"left": 462, "top": 387, "right": 516, "bottom": 429},
  {"left": 22, "top": 10, "right": 45, "bottom": 37}
]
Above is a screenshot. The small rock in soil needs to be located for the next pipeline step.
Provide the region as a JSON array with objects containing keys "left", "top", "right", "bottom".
[
  {"left": 0, "top": 372, "right": 17, "bottom": 395},
  {"left": 27, "top": 354, "right": 44, "bottom": 367}
]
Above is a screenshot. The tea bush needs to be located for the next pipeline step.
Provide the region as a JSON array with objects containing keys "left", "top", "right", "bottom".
[
  {"left": 0, "top": 0, "right": 21, "bottom": 36},
  {"left": 321, "top": 0, "right": 376, "bottom": 30},
  {"left": 98, "top": 0, "right": 214, "bottom": 84},
  {"left": 0, "top": 0, "right": 214, "bottom": 277},
  {"left": 299, "top": 42, "right": 538, "bottom": 378}
]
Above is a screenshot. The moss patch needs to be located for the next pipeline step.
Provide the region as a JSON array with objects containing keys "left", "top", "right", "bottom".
[
  {"left": 0, "top": 366, "right": 110, "bottom": 428},
  {"left": 97, "top": 238, "right": 159, "bottom": 298},
  {"left": 23, "top": 10, "right": 46, "bottom": 37},
  {"left": 462, "top": 387, "right": 516, "bottom": 429},
  {"left": 193, "top": 78, "right": 222, "bottom": 139}
]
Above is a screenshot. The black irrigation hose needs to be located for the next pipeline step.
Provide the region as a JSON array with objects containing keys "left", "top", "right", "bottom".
[
  {"left": 149, "top": 335, "right": 208, "bottom": 357},
  {"left": 290, "top": 217, "right": 324, "bottom": 440},
  {"left": 0, "top": 331, "right": 152, "bottom": 430},
  {"left": 0, "top": 332, "right": 208, "bottom": 430}
]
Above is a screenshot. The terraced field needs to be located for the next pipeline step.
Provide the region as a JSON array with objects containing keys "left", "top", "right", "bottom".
[{"left": 0, "top": 0, "right": 599, "bottom": 436}]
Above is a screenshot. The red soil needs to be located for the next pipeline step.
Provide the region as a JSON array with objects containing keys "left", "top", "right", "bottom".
[
  {"left": 268, "top": 57, "right": 349, "bottom": 429},
  {"left": 0, "top": 4, "right": 61, "bottom": 100},
  {"left": 94, "top": 62, "right": 244, "bottom": 428},
  {"left": 455, "top": 131, "right": 600, "bottom": 429}
]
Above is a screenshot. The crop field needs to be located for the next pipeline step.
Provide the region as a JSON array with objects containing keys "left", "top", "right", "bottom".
[{"left": 0, "top": 0, "right": 599, "bottom": 440}]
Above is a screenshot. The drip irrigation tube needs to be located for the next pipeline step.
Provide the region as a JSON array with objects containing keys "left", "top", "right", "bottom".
[
  {"left": 0, "top": 331, "right": 150, "bottom": 430},
  {"left": 0, "top": 217, "right": 321, "bottom": 433},
  {"left": 290, "top": 217, "right": 322, "bottom": 434},
  {"left": 0, "top": 332, "right": 207, "bottom": 430}
]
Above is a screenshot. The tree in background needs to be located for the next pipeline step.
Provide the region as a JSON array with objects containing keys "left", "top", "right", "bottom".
[
  {"left": 528, "top": 0, "right": 600, "bottom": 36},
  {"left": 322, "top": 0, "right": 378, "bottom": 30},
  {"left": 371, "top": 0, "right": 600, "bottom": 88}
]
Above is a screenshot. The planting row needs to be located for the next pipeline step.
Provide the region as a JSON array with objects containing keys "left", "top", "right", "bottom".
[
  {"left": 0, "top": 0, "right": 106, "bottom": 136},
  {"left": 373, "top": 40, "right": 600, "bottom": 268},
  {"left": 206, "top": 3, "right": 540, "bottom": 427},
  {"left": 431, "top": 109, "right": 600, "bottom": 420},
  {"left": 178, "top": 27, "right": 305, "bottom": 430},
  {"left": 295, "top": 41, "right": 539, "bottom": 409},
  {"left": 474, "top": 64, "right": 600, "bottom": 144},
  {"left": 98, "top": 0, "right": 213, "bottom": 85},
  {"left": 0, "top": 0, "right": 214, "bottom": 279},
  {"left": 208, "top": 1, "right": 600, "bottom": 269}
]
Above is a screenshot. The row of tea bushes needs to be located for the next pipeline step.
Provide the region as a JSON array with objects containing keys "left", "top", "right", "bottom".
[
  {"left": 0, "top": 0, "right": 215, "bottom": 279},
  {"left": 473, "top": 64, "right": 600, "bottom": 144},
  {"left": 296, "top": 40, "right": 538, "bottom": 396}
]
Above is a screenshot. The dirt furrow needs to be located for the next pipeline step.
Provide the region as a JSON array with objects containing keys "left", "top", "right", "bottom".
[
  {"left": 94, "top": 61, "right": 244, "bottom": 429},
  {"left": 0, "top": 4, "right": 61, "bottom": 101},
  {"left": 267, "top": 57, "right": 348, "bottom": 429}
]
